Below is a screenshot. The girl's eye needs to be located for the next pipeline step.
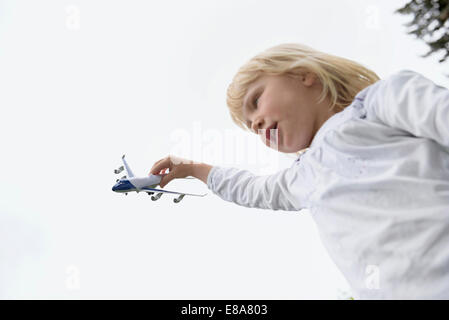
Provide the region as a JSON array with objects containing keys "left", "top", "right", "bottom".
[{"left": 254, "top": 96, "right": 260, "bottom": 109}]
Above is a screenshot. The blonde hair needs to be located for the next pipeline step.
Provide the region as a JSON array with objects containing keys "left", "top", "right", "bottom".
[{"left": 226, "top": 43, "right": 380, "bottom": 155}]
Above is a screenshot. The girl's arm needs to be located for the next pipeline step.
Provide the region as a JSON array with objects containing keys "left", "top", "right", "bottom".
[
  {"left": 365, "top": 70, "right": 449, "bottom": 148},
  {"left": 191, "top": 163, "right": 213, "bottom": 184},
  {"left": 151, "top": 156, "right": 309, "bottom": 211},
  {"left": 203, "top": 161, "right": 307, "bottom": 211}
]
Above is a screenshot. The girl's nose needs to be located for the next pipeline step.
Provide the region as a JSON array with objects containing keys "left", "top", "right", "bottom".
[{"left": 252, "top": 118, "right": 264, "bottom": 133}]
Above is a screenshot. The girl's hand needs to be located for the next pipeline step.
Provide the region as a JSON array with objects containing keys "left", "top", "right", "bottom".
[{"left": 149, "top": 155, "right": 195, "bottom": 188}]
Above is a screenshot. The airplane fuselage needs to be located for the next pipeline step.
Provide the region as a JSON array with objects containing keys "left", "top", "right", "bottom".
[{"left": 112, "top": 177, "right": 159, "bottom": 193}]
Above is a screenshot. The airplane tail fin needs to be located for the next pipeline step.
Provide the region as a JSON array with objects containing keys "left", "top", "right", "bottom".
[
  {"left": 149, "top": 168, "right": 170, "bottom": 176},
  {"left": 147, "top": 167, "right": 194, "bottom": 179}
]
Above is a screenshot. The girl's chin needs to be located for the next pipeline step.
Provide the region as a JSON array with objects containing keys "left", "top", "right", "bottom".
[{"left": 283, "top": 141, "right": 304, "bottom": 153}]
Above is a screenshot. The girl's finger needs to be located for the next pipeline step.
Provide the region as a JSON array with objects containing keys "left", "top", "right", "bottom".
[
  {"left": 159, "top": 168, "right": 178, "bottom": 188},
  {"left": 159, "top": 172, "right": 170, "bottom": 188},
  {"left": 149, "top": 160, "right": 163, "bottom": 174},
  {"left": 150, "top": 157, "right": 171, "bottom": 174}
]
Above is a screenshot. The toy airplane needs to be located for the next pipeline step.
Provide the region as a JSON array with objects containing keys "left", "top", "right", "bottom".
[{"left": 112, "top": 155, "right": 207, "bottom": 203}]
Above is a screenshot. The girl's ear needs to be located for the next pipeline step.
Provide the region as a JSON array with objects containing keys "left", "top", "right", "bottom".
[{"left": 301, "top": 72, "right": 317, "bottom": 87}]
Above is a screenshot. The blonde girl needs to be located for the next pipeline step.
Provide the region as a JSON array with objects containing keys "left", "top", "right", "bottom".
[{"left": 150, "top": 43, "right": 449, "bottom": 299}]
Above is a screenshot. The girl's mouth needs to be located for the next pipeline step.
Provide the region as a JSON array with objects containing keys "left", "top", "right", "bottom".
[{"left": 265, "top": 122, "right": 278, "bottom": 144}]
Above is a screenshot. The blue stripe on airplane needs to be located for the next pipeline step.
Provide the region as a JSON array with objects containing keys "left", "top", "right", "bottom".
[{"left": 112, "top": 180, "right": 135, "bottom": 192}]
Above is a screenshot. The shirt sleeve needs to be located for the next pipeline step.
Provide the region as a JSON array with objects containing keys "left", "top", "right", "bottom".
[
  {"left": 365, "top": 69, "right": 449, "bottom": 148},
  {"left": 206, "top": 160, "right": 308, "bottom": 211}
]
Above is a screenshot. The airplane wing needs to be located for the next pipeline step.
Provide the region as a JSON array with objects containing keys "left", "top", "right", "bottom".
[
  {"left": 121, "top": 154, "right": 134, "bottom": 178},
  {"left": 141, "top": 187, "right": 207, "bottom": 197}
]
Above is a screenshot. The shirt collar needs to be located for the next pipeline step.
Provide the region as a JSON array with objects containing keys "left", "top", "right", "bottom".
[{"left": 308, "top": 85, "right": 372, "bottom": 150}]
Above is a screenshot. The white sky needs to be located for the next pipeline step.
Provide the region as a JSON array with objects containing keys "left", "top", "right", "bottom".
[{"left": 0, "top": 0, "right": 447, "bottom": 299}]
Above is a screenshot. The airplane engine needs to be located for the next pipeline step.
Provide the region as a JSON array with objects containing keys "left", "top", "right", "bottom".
[
  {"left": 114, "top": 166, "right": 124, "bottom": 174},
  {"left": 151, "top": 193, "right": 163, "bottom": 201},
  {"left": 173, "top": 194, "right": 185, "bottom": 203}
]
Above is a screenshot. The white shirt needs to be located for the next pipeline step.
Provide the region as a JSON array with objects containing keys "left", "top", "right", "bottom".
[{"left": 206, "top": 70, "right": 449, "bottom": 299}]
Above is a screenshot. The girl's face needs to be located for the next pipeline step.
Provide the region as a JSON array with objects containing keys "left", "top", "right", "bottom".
[{"left": 242, "top": 72, "right": 337, "bottom": 153}]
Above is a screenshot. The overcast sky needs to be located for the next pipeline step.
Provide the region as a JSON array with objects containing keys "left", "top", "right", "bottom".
[{"left": 0, "top": 0, "right": 447, "bottom": 299}]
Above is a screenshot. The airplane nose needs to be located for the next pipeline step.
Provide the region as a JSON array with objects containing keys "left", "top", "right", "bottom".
[{"left": 112, "top": 180, "right": 131, "bottom": 192}]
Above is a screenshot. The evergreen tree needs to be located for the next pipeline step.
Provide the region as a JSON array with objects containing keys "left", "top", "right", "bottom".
[{"left": 395, "top": 0, "right": 449, "bottom": 64}]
